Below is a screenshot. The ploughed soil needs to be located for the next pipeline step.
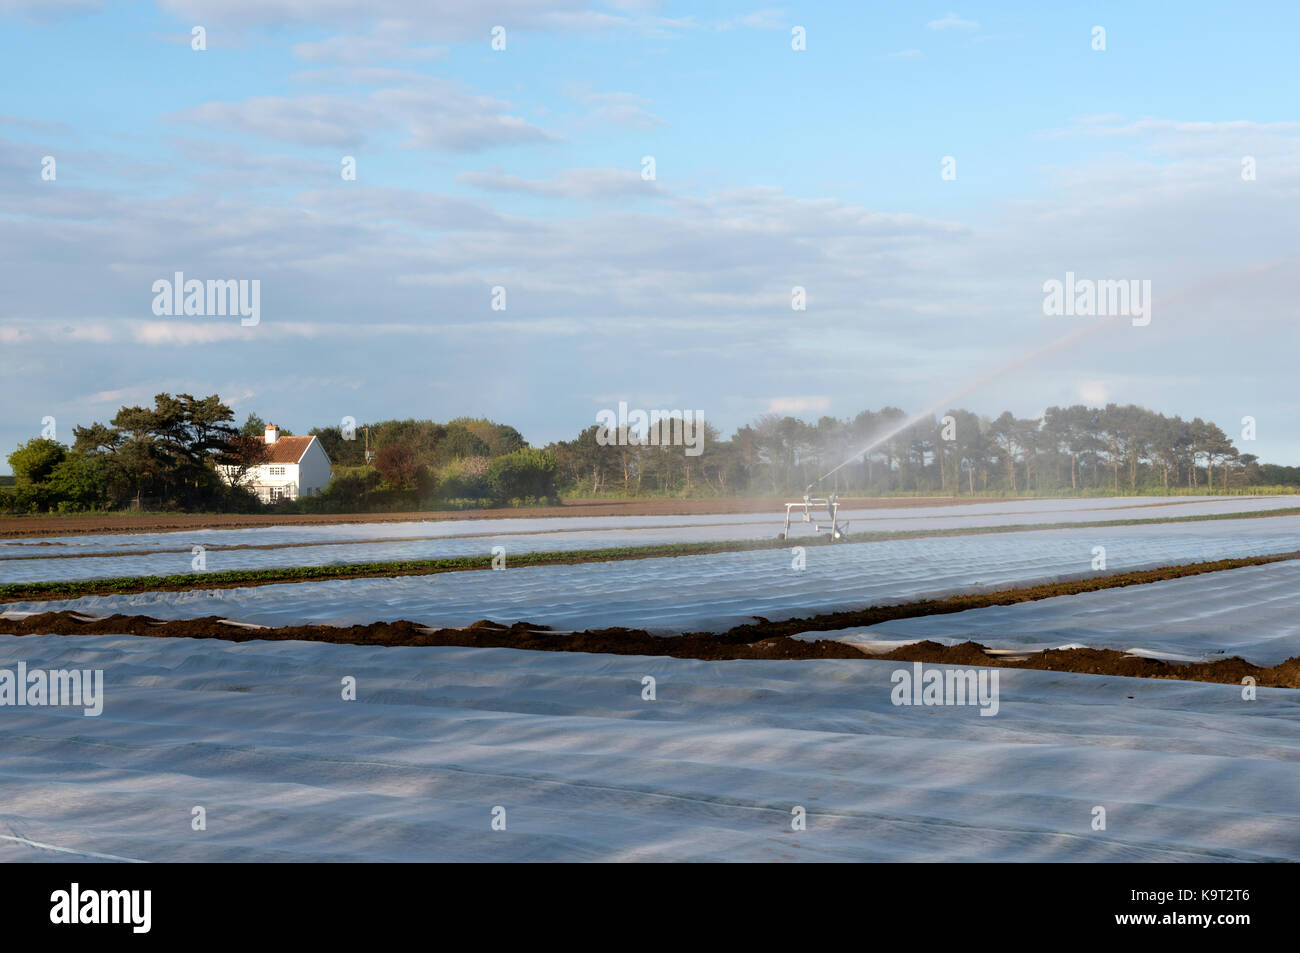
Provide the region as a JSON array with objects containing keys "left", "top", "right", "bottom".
[
  {"left": 6, "top": 604, "right": 1297, "bottom": 689},
  {"left": 0, "top": 496, "right": 1005, "bottom": 539}
]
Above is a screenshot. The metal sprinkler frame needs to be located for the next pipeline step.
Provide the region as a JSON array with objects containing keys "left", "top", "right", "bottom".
[{"left": 780, "top": 490, "right": 849, "bottom": 541}]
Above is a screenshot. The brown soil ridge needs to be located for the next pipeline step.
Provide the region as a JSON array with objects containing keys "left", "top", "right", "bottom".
[
  {"left": 0, "top": 496, "right": 1010, "bottom": 539},
  {"left": 4, "top": 609, "right": 1296, "bottom": 689}
]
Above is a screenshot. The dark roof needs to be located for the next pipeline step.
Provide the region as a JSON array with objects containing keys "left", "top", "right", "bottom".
[{"left": 260, "top": 435, "right": 315, "bottom": 464}]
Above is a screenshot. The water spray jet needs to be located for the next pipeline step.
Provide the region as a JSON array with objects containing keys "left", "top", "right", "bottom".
[{"left": 775, "top": 263, "right": 1260, "bottom": 535}]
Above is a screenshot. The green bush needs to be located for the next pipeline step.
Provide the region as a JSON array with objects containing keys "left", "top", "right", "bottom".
[
  {"left": 486, "top": 448, "right": 560, "bottom": 504},
  {"left": 1, "top": 483, "right": 50, "bottom": 514},
  {"left": 437, "top": 456, "right": 491, "bottom": 502},
  {"left": 44, "top": 453, "right": 110, "bottom": 511},
  {"left": 9, "top": 438, "right": 66, "bottom": 487}
]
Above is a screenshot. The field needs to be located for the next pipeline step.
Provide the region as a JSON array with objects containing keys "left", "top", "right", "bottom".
[
  {"left": 0, "top": 496, "right": 983, "bottom": 539},
  {"left": 2, "top": 495, "right": 1299, "bottom": 862}
]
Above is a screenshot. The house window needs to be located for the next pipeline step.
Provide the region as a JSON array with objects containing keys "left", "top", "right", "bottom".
[{"left": 269, "top": 466, "right": 286, "bottom": 476}]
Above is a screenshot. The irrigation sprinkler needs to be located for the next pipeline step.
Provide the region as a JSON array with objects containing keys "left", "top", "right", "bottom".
[{"left": 779, "top": 489, "right": 849, "bottom": 541}]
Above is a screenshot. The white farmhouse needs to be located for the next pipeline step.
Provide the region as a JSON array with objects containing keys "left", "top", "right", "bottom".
[{"left": 219, "top": 423, "right": 332, "bottom": 502}]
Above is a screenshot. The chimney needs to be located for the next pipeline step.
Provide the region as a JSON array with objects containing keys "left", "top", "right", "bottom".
[{"left": 265, "top": 423, "right": 279, "bottom": 445}]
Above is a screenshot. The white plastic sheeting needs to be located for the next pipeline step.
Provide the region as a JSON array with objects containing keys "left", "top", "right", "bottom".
[
  {"left": 1, "top": 633, "right": 1296, "bottom": 862},
  {"left": 8, "top": 516, "right": 1300, "bottom": 633},
  {"left": 3, "top": 495, "right": 1297, "bottom": 583},
  {"left": 798, "top": 558, "right": 1300, "bottom": 666}
]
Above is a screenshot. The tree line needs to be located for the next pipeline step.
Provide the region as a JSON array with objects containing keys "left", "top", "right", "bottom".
[
  {"left": 303, "top": 416, "right": 557, "bottom": 509},
  {"left": 4, "top": 397, "right": 1295, "bottom": 514},
  {"left": 3, "top": 397, "right": 561, "bottom": 514},
  {"left": 5, "top": 394, "right": 261, "bottom": 513},
  {"left": 545, "top": 404, "right": 1293, "bottom": 497}
]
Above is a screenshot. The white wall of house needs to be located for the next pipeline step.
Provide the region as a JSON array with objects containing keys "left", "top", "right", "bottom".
[
  {"left": 216, "top": 433, "right": 332, "bottom": 502},
  {"left": 254, "top": 462, "right": 302, "bottom": 501},
  {"left": 217, "top": 462, "right": 298, "bottom": 502},
  {"left": 297, "top": 439, "right": 332, "bottom": 496}
]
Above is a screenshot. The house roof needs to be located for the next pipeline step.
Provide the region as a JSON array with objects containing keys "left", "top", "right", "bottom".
[{"left": 259, "top": 435, "right": 315, "bottom": 465}]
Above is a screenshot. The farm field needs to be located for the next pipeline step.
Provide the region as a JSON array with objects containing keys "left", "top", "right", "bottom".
[
  {"left": 1, "top": 632, "right": 1296, "bottom": 862},
  {"left": 2, "top": 494, "right": 1296, "bottom": 584},
  {"left": 804, "top": 558, "right": 1300, "bottom": 666},
  {"left": 7, "top": 511, "right": 1300, "bottom": 634},
  {"left": 0, "top": 495, "right": 989, "bottom": 539},
  {"left": 2, "top": 496, "right": 1299, "bottom": 863},
  {"left": 8, "top": 0, "right": 1298, "bottom": 894}
]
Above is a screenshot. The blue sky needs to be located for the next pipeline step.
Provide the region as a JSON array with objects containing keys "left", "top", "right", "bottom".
[{"left": 3, "top": 1, "right": 1299, "bottom": 472}]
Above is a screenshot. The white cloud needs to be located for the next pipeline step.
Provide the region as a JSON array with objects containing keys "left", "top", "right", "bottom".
[
  {"left": 0, "top": 0, "right": 102, "bottom": 21},
  {"left": 169, "top": 95, "right": 385, "bottom": 148},
  {"left": 292, "top": 35, "right": 446, "bottom": 65},
  {"left": 5, "top": 114, "right": 1300, "bottom": 460},
  {"left": 718, "top": 9, "right": 785, "bottom": 31},
  {"left": 157, "top": 0, "right": 642, "bottom": 40},
  {"left": 768, "top": 396, "right": 831, "bottom": 414},
  {"left": 168, "top": 80, "right": 556, "bottom": 152},
  {"left": 584, "top": 92, "right": 666, "bottom": 129},
  {"left": 85, "top": 386, "right": 154, "bottom": 405},
  {"left": 927, "top": 12, "right": 978, "bottom": 30},
  {"left": 564, "top": 87, "right": 666, "bottom": 129},
  {"left": 1077, "top": 381, "right": 1109, "bottom": 404},
  {"left": 1052, "top": 115, "right": 1300, "bottom": 161},
  {"left": 373, "top": 85, "right": 559, "bottom": 151},
  {"left": 457, "top": 166, "right": 662, "bottom": 201},
  {"left": 0, "top": 114, "right": 72, "bottom": 134}
]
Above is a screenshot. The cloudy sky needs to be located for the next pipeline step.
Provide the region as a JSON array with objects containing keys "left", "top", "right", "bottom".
[{"left": 2, "top": 0, "right": 1299, "bottom": 471}]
